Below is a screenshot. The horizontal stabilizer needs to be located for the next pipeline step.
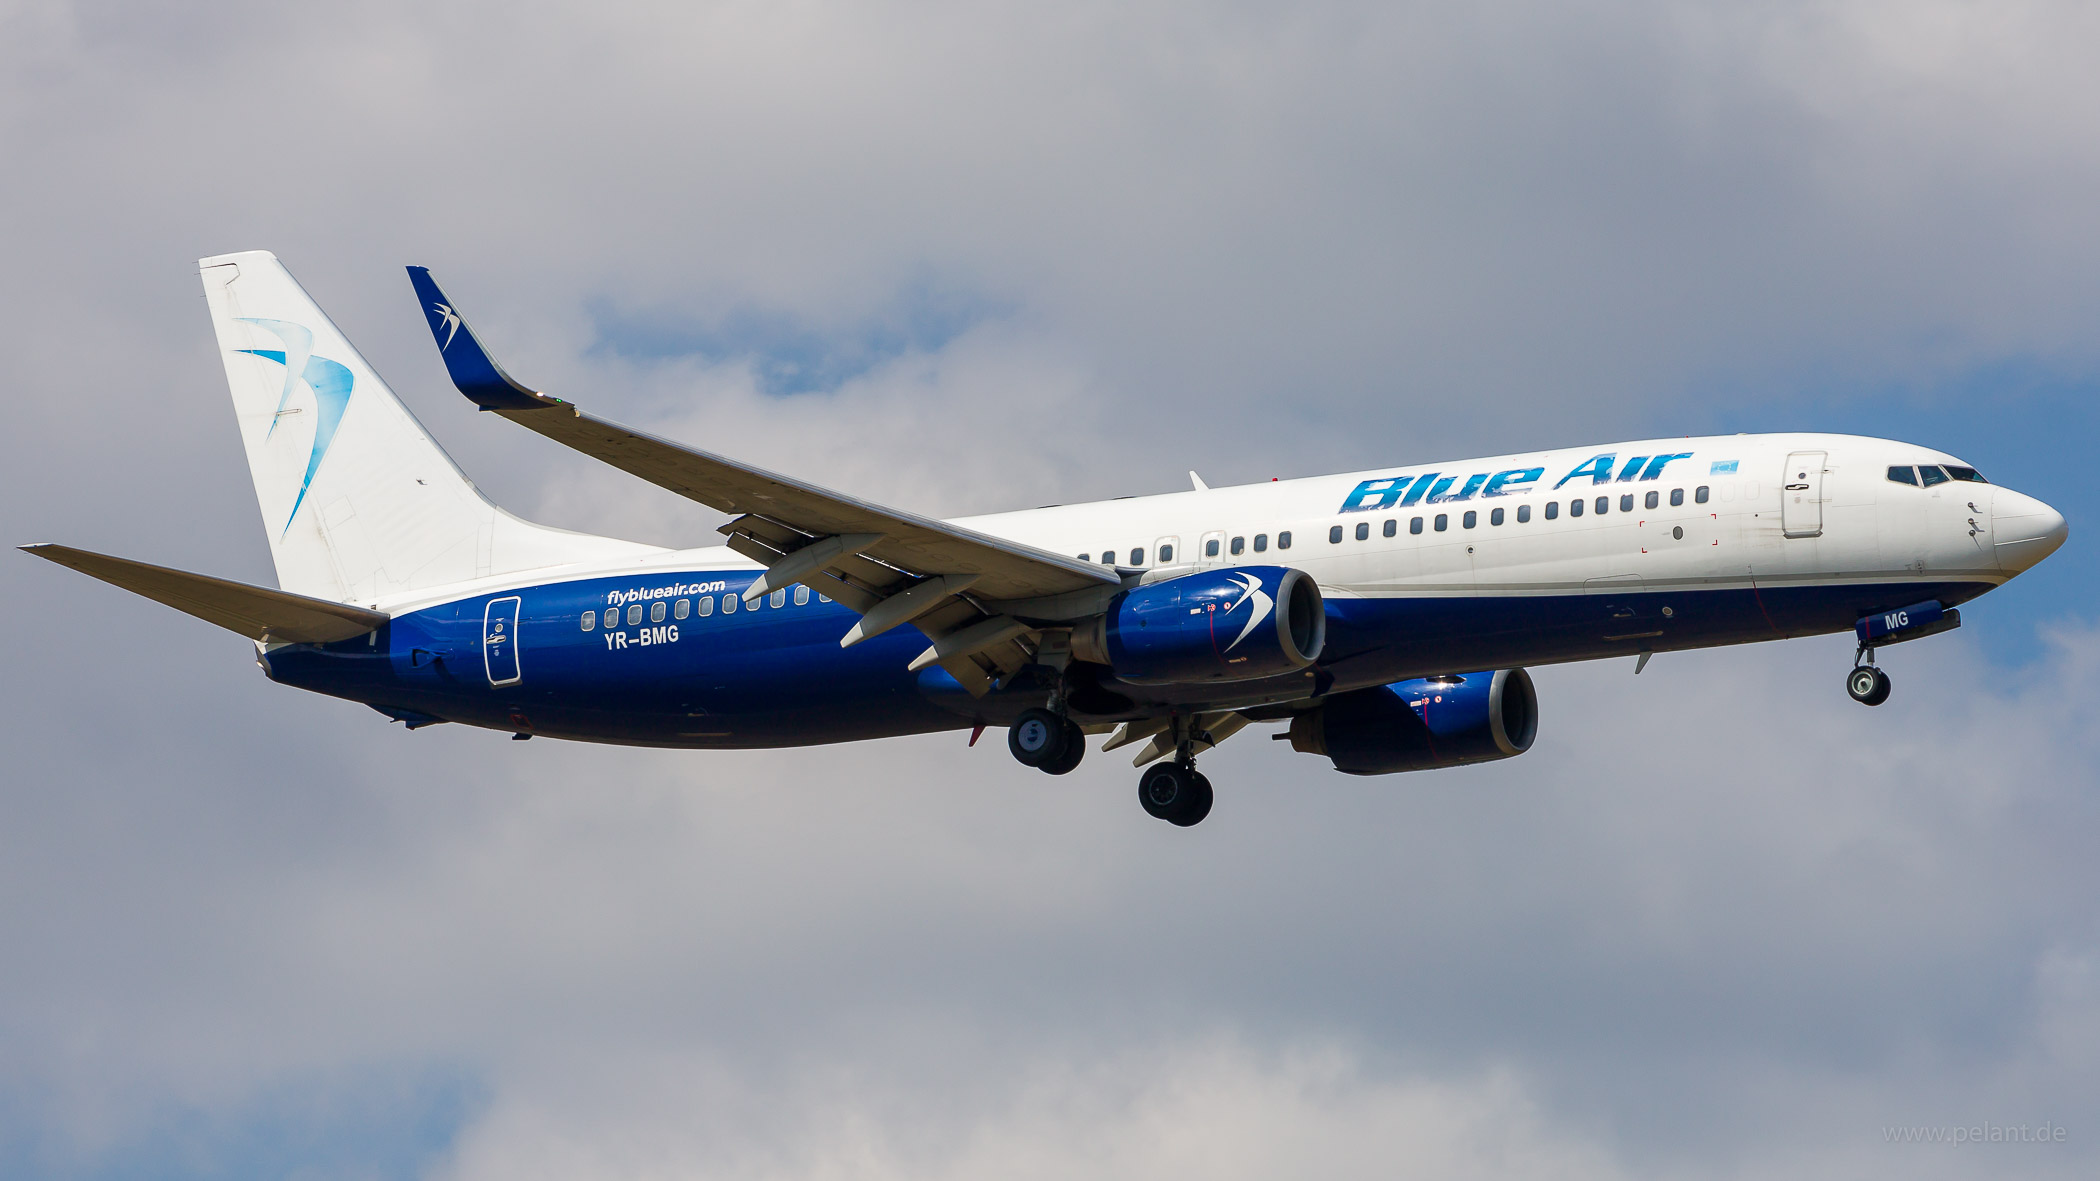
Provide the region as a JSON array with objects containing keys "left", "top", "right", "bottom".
[{"left": 21, "top": 544, "right": 389, "bottom": 644}]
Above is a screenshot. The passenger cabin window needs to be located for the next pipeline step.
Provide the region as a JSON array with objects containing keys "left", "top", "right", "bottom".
[
  {"left": 1129, "top": 547, "right": 1144, "bottom": 566},
  {"left": 771, "top": 589, "right": 787, "bottom": 608},
  {"left": 1620, "top": 494, "right": 1634, "bottom": 512},
  {"left": 1463, "top": 510, "right": 1477, "bottom": 528},
  {"left": 1278, "top": 531, "right": 1293, "bottom": 549},
  {"left": 651, "top": 601, "right": 667, "bottom": 623},
  {"left": 1570, "top": 499, "right": 1584, "bottom": 517},
  {"left": 1919, "top": 465, "right": 1950, "bottom": 487},
  {"left": 1434, "top": 514, "right": 1448, "bottom": 531},
  {"left": 581, "top": 611, "right": 596, "bottom": 631},
  {"left": 1669, "top": 488, "right": 1684, "bottom": 507},
  {"left": 794, "top": 586, "right": 810, "bottom": 605},
  {"left": 1077, "top": 553, "right": 1090, "bottom": 562},
  {"left": 697, "top": 596, "right": 715, "bottom": 616},
  {"left": 1887, "top": 466, "right": 1918, "bottom": 486},
  {"left": 1254, "top": 534, "right": 1268, "bottom": 552},
  {"left": 1101, "top": 551, "right": 1116, "bottom": 565},
  {"left": 1945, "top": 465, "right": 1988, "bottom": 483},
  {"left": 1645, "top": 491, "right": 1659, "bottom": 510},
  {"left": 1356, "top": 522, "right": 1370, "bottom": 541},
  {"left": 1490, "top": 507, "right": 1504, "bottom": 526},
  {"left": 722, "top": 594, "right": 738, "bottom": 614},
  {"left": 1695, "top": 486, "right": 1710, "bottom": 504},
  {"left": 627, "top": 604, "right": 643, "bottom": 625},
  {"left": 1383, "top": 519, "right": 1396, "bottom": 538},
  {"left": 604, "top": 608, "right": 619, "bottom": 628},
  {"left": 1205, "top": 538, "right": 1220, "bottom": 557},
  {"left": 674, "top": 599, "right": 690, "bottom": 620},
  {"left": 1545, "top": 502, "right": 1559, "bottom": 520},
  {"left": 1516, "top": 504, "right": 1531, "bottom": 523},
  {"left": 1230, "top": 536, "right": 1245, "bottom": 555},
  {"left": 1410, "top": 517, "right": 1424, "bottom": 534},
  {"left": 1330, "top": 525, "right": 1344, "bottom": 544},
  {"left": 1594, "top": 496, "right": 1608, "bottom": 515},
  {"left": 1159, "top": 544, "right": 1174, "bottom": 563}
]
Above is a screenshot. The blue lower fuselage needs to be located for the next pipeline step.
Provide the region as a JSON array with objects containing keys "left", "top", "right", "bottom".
[{"left": 260, "top": 569, "right": 1997, "bottom": 747}]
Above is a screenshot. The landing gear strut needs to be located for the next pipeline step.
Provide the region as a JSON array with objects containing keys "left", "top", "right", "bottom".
[
  {"left": 1009, "top": 706, "right": 1085, "bottom": 774},
  {"left": 1846, "top": 648, "right": 1892, "bottom": 706}
]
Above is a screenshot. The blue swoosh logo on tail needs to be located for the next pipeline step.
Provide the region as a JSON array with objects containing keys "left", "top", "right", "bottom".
[{"left": 235, "top": 318, "right": 355, "bottom": 535}]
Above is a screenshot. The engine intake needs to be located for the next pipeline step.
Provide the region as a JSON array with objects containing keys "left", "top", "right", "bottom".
[
  {"left": 1071, "top": 565, "right": 1325, "bottom": 685},
  {"left": 1289, "top": 668, "right": 1537, "bottom": 774}
]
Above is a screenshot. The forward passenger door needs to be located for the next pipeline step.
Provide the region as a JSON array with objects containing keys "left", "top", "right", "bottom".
[{"left": 1782, "top": 451, "right": 1827, "bottom": 539}]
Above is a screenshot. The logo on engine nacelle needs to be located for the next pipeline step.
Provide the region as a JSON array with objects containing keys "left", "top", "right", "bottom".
[{"left": 1222, "top": 572, "right": 1275, "bottom": 652}]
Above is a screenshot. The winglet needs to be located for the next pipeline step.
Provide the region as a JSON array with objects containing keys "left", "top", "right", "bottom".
[{"left": 404, "top": 266, "right": 564, "bottom": 412}]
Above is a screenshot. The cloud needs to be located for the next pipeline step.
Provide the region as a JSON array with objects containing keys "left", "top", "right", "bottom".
[
  {"left": 435, "top": 1044, "right": 1628, "bottom": 1181},
  {"left": 4, "top": 2, "right": 2099, "bottom": 1178}
]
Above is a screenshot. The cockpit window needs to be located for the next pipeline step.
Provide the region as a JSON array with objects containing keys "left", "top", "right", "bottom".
[
  {"left": 1886, "top": 465, "right": 1918, "bottom": 486},
  {"left": 1918, "top": 465, "right": 1950, "bottom": 487},
  {"left": 1944, "top": 465, "right": 1988, "bottom": 483}
]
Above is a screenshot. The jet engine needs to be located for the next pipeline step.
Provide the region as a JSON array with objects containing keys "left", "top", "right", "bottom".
[
  {"left": 1070, "top": 565, "right": 1325, "bottom": 685},
  {"left": 1287, "top": 669, "right": 1537, "bottom": 774}
]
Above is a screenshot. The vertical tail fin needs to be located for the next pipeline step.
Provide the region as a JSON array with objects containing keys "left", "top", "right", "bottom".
[{"left": 199, "top": 251, "right": 649, "bottom": 602}]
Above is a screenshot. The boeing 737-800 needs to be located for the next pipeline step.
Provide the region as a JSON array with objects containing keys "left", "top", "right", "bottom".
[{"left": 22, "top": 252, "right": 2071, "bottom": 826}]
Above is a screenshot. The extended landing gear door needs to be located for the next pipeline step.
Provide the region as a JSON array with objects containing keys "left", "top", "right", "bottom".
[
  {"left": 1782, "top": 450, "right": 1826, "bottom": 538},
  {"left": 483, "top": 595, "right": 522, "bottom": 686}
]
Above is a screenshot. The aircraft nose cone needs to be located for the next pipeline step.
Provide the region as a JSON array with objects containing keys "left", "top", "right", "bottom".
[{"left": 1993, "top": 489, "right": 2068, "bottom": 574}]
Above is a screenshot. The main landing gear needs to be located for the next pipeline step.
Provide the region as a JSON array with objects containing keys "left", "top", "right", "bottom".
[
  {"left": 1009, "top": 707, "right": 1085, "bottom": 775},
  {"left": 1846, "top": 648, "right": 1892, "bottom": 706},
  {"left": 1007, "top": 701, "right": 1213, "bottom": 827},
  {"left": 1137, "top": 756, "right": 1212, "bottom": 827}
]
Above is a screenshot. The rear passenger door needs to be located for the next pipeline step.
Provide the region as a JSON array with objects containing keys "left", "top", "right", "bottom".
[{"left": 483, "top": 596, "right": 522, "bottom": 686}]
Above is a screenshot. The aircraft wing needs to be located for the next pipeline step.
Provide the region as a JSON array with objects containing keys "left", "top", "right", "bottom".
[
  {"left": 21, "top": 544, "right": 389, "bottom": 644},
  {"left": 406, "top": 267, "right": 1121, "bottom": 693}
]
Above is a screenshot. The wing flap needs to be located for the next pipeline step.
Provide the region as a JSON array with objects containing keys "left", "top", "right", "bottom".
[{"left": 22, "top": 544, "right": 389, "bottom": 644}]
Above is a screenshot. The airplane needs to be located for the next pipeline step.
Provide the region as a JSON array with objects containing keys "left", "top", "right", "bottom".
[{"left": 22, "top": 251, "right": 2070, "bottom": 827}]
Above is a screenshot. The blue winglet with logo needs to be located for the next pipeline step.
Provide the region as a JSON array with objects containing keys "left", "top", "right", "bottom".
[{"left": 404, "top": 266, "right": 562, "bottom": 412}]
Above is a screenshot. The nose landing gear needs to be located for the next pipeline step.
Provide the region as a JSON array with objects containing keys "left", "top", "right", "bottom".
[{"left": 1846, "top": 649, "right": 1892, "bottom": 706}]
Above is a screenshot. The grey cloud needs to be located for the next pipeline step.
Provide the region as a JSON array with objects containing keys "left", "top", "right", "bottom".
[{"left": 4, "top": 2, "right": 2098, "bottom": 1177}]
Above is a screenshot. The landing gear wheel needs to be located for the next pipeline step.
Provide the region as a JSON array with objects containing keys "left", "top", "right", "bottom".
[
  {"left": 1041, "top": 719, "right": 1086, "bottom": 775},
  {"left": 1137, "top": 763, "right": 1213, "bottom": 826},
  {"left": 1177, "top": 772, "right": 1213, "bottom": 826},
  {"left": 1008, "top": 708, "right": 1070, "bottom": 767},
  {"left": 1846, "top": 665, "right": 1892, "bottom": 706}
]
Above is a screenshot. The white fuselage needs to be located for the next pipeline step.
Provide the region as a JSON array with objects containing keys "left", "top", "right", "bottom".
[{"left": 382, "top": 432, "right": 2053, "bottom": 622}]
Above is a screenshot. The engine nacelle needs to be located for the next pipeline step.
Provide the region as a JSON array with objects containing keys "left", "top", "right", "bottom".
[
  {"left": 1071, "top": 565, "right": 1325, "bottom": 685},
  {"left": 1288, "top": 668, "right": 1537, "bottom": 775}
]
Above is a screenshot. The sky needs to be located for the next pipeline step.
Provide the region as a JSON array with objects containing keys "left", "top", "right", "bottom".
[{"left": 3, "top": 1, "right": 2098, "bottom": 1176}]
